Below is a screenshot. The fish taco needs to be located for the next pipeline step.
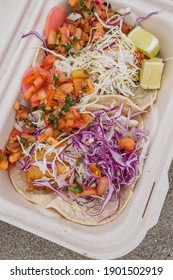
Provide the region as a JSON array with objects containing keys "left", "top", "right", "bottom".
[{"left": 9, "top": 102, "right": 149, "bottom": 225}]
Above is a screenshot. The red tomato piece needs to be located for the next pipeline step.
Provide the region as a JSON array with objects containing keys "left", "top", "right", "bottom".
[
  {"left": 44, "top": 6, "right": 66, "bottom": 39},
  {"left": 41, "top": 54, "right": 56, "bottom": 70},
  {"left": 22, "top": 67, "right": 50, "bottom": 92}
]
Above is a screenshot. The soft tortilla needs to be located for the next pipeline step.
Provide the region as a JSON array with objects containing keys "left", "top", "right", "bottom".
[
  {"left": 9, "top": 165, "right": 134, "bottom": 225},
  {"left": 88, "top": 89, "right": 157, "bottom": 113}
]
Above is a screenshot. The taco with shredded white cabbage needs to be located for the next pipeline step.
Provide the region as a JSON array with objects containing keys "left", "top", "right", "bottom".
[
  {"left": 8, "top": 102, "right": 149, "bottom": 225},
  {"left": 28, "top": 0, "right": 160, "bottom": 112}
]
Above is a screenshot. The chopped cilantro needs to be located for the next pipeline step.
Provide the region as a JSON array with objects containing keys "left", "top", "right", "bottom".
[
  {"left": 83, "top": 69, "right": 89, "bottom": 75},
  {"left": 72, "top": 37, "right": 78, "bottom": 43},
  {"left": 68, "top": 182, "right": 83, "bottom": 193},
  {"left": 53, "top": 121, "right": 58, "bottom": 131},
  {"left": 65, "top": 43, "right": 73, "bottom": 52},
  {"left": 83, "top": 7, "right": 91, "bottom": 15},
  {"left": 20, "top": 137, "right": 27, "bottom": 145},
  {"left": 39, "top": 104, "right": 46, "bottom": 110},
  {"left": 61, "top": 94, "right": 75, "bottom": 113},
  {"left": 77, "top": 1, "right": 84, "bottom": 9},
  {"left": 76, "top": 156, "right": 83, "bottom": 166},
  {"left": 52, "top": 74, "right": 59, "bottom": 87},
  {"left": 62, "top": 103, "right": 69, "bottom": 113},
  {"left": 48, "top": 113, "right": 58, "bottom": 131},
  {"left": 82, "top": 85, "right": 88, "bottom": 90},
  {"left": 40, "top": 112, "right": 45, "bottom": 121}
]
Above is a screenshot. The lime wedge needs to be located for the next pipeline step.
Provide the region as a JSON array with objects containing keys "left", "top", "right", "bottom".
[
  {"left": 140, "top": 58, "right": 164, "bottom": 89},
  {"left": 128, "top": 26, "right": 160, "bottom": 58}
]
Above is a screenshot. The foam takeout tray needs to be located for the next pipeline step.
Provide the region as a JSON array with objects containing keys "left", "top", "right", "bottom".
[{"left": 0, "top": 0, "right": 173, "bottom": 259}]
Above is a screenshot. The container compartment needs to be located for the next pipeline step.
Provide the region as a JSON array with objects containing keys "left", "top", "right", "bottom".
[{"left": 0, "top": 0, "right": 173, "bottom": 259}]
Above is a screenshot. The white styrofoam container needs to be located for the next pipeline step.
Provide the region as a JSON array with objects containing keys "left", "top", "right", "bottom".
[{"left": 0, "top": 0, "right": 173, "bottom": 259}]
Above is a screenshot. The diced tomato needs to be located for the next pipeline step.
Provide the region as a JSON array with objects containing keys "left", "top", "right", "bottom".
[
  {"left": 30, "top": 94, "right": 40, "bottom": 108},
  {"left": 58, "top": 118, "right": 66, "bottom": 130},
  {"left": 46, "top": 136, "right": 58, "bottom": 145},
  {"left": 23, "top": 86, "right": 37, "bottom": 101},
  {"left": 22, "top": 69, "right": 39, "bottom": 86},
  {"left": 68, "top": 0, "right": 78, "bottom": 7},
  {"left": 82, "top": 113, "right": 93, "bottom": 124},
  {"left": 72, "top": 119, "right": 86, "bottom": 129},
  {"left": 38, "top": 127, "right": 54, "bottom": 142},
  {"left": 33, "top": 76, "right": 45, "bottom": 90},
  {"left": 72, "top": 78, "right": 83, "bottom": 96},
  {"left": 6, "top": 142, "right": 21, "bottom": 153},
  {"left": 135, "top": 50, "right": 145, "bottom": 61},
  {"left": 85, "top": 79, "right": 94, "bottom": 94},
  {"left": 89, "top": 164, "right": 101, "bottom": 178},
  {"left": 68, "top": 24, "right": 76, "bottom": 35},
  {"left": 9, "top": 150, "right": 22, "bottom": 164},
  {"left": 37, "top": 88, "right": 47, "bottom": 101},
  {"left": 44, "top": 6, "right": 66, "bottom": 39},
  {"left": 118, "top": 137, "right": 135, "bottom": 152},
  {"left": 70, "top": 108, "right": 81, "bottom": 119},
  {"left": 59, "top": 82, "right": 74, "bottom": 94},
  {"left": 65, "top": 119, "right": 74, "bottom": 127},
  {"left": 41, "top": 54, "right": 55, "bottom": 70},
  {"left": 0, "top": 156, "right": 8, "bottom": 170},
  {"left": 47, "top": 29, "right": 57, "bottom": 48},
  {"left": 10, "top": 128, "right": 21, "bottom": 138},
  {"left": 97, "top": 176, "right": 109, "bottom": 195},
  {"left": 22, "top": 67, "right": 49, "bottom": 92},
  {"left": 46, "top": 89, "right": 56, "bottom": 107},
  {"left": 16, "top": 108, "right": 28, "bottom": 120},
  {"left": 13, "top": 101, "right": 20, "bottom": 111},
  {"left": 121, "top": 22, "right": 132, "bottom": 34}
]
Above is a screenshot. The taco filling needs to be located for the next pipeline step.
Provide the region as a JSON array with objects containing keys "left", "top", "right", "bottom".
[
  {"left": 7, "top": 103, "right": 149, "bottom": 225},
  {"left": 0, "top": 0, "right": 164, "bottom": 225}
]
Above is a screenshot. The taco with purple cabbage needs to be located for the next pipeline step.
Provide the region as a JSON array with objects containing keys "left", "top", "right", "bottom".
[{"left": 9, "top": 102, "right": 149, "bottom": 225}]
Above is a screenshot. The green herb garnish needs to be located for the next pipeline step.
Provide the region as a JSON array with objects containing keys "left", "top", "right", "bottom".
[
  {"left": 83, "top": 7, "right": 91, "bottom": 15},
  {"left": 48, "top": 113, "right": 58, "bottom": 131},
  {"left": 72, "top": 37, "right": 78, "bottom": 43},
  {"left": 40, "top": 112, "right": 45, "bottom": 121},
  {"left": 20, "top": 137, "right": 27, "bottom": 145},
  {"left": 65, "top": 43, "right": 73, "bottom": 52},
  {"left": 77, "top": 0, "right": 84, "bottom": 9},
  {"left": 52, "top": 74, "right": 59, "bottom": 87},
  {"left": 83, "top": 69, "right": 89, "bottom": 75},
  {"left": 76, "top": 156, "right": 83, "bottom": 166},
  {"left": 62, "top": 94, "right": 75, "bottom": 113},
  {"left": 68, "top": 181, "right": 83, "bottom": 193}
]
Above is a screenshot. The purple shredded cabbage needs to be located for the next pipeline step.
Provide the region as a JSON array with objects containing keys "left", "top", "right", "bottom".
[
  {"left": 106, "top": 11, "right": 131, "bottom": 25},
  {"left": 21, "top": 144, "right": 36, "bottom": 171},
  {"left": 19, "top": 105, "right": 148, "bottom": 219},
  {"left": 22, "top": 31, "right": 48, "bottom": 55},
  {"left": 134, "top": 11, "right": 160, "bottom": 27}
]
